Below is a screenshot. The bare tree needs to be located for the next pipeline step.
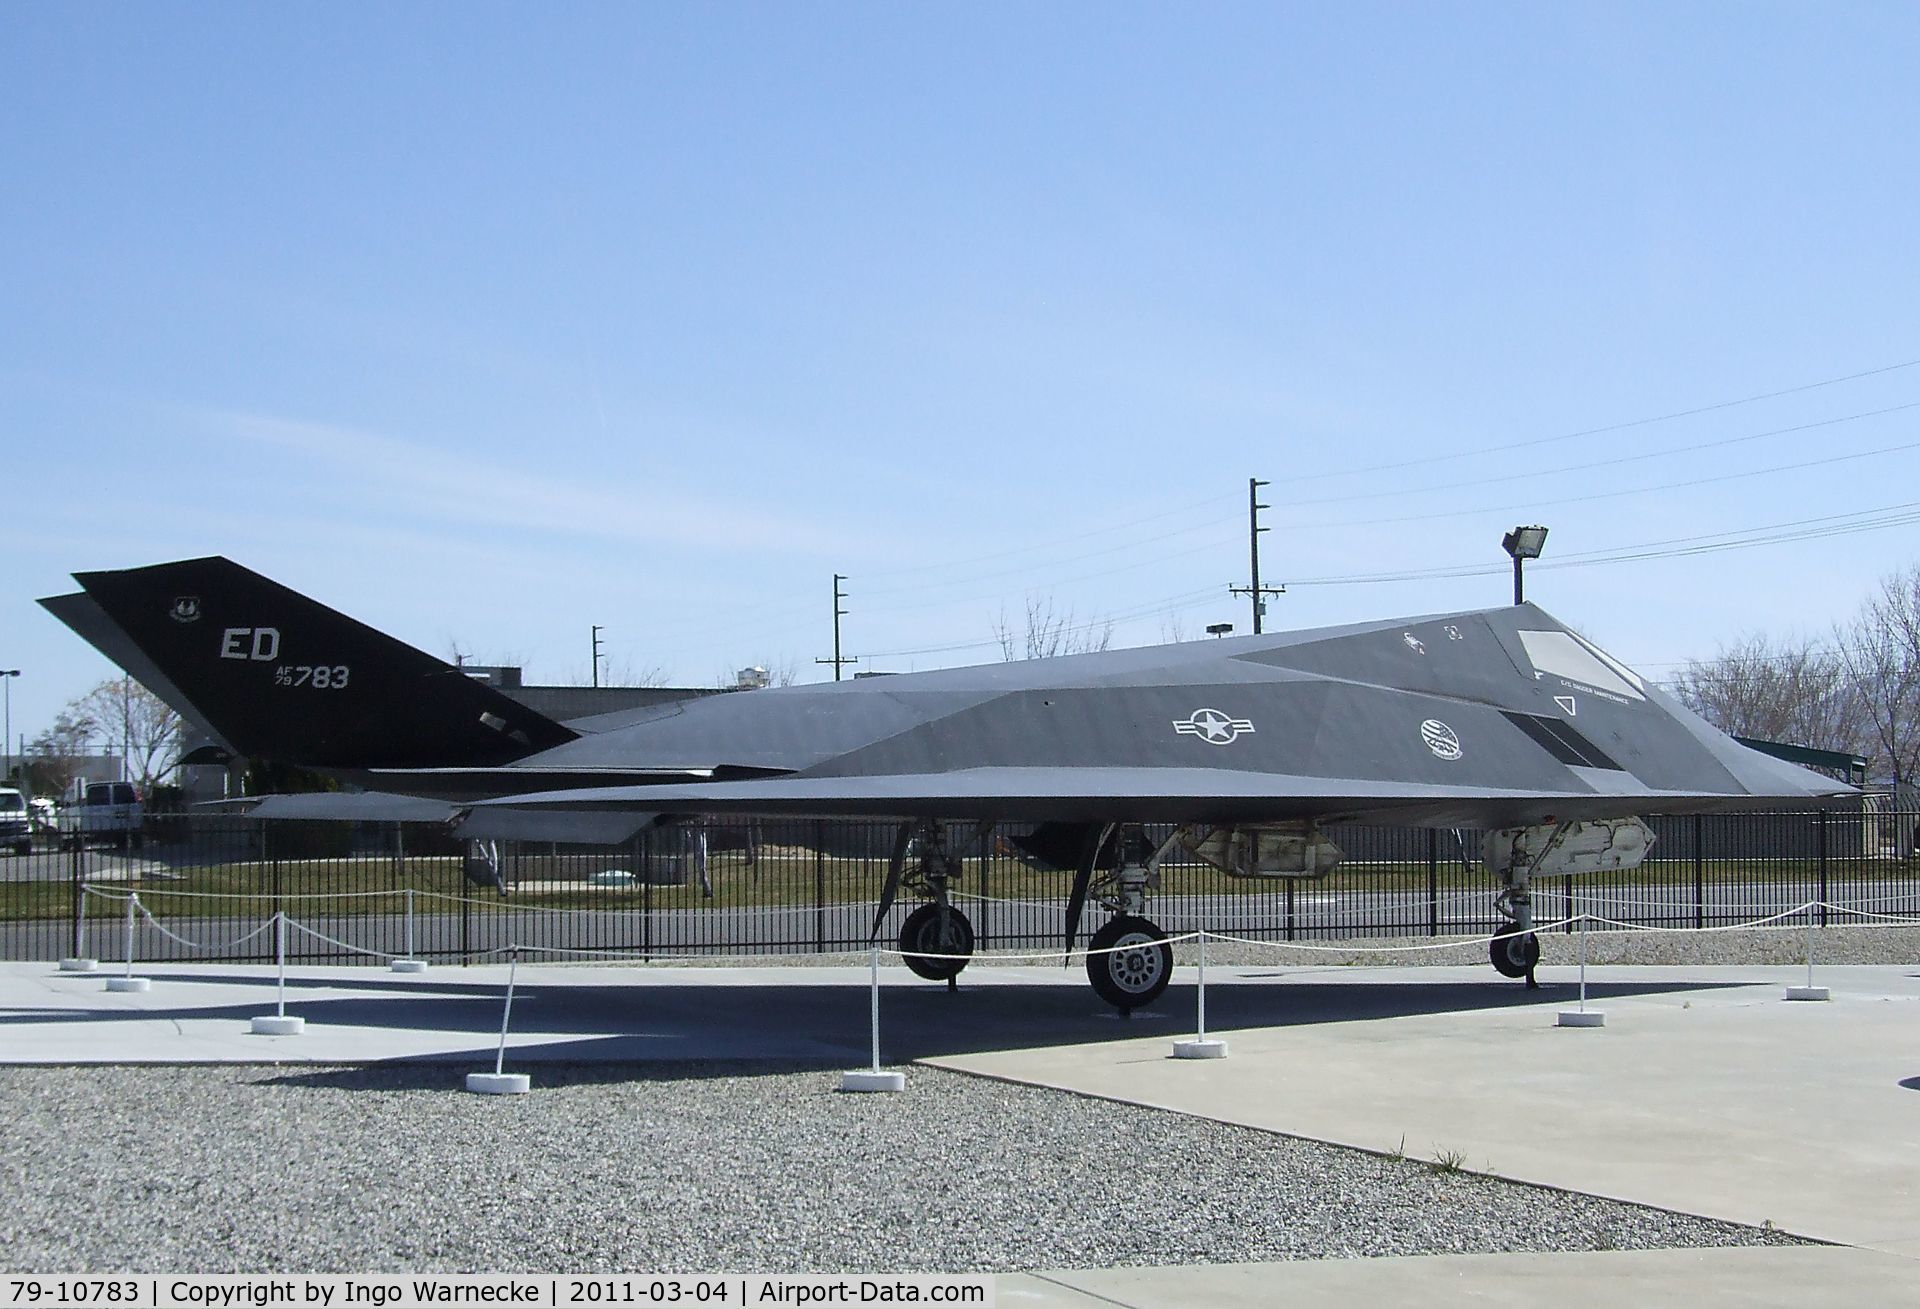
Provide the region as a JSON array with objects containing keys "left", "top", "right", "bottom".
[
  {"left": 993, "top": 595, "right": 1115, "bottom": 661},
  {"left": 73, "top": 677, "right": 182, "bottom": 791},
  {"left": 1835, "top": 566, "right": 1920, "bottom": 788},
  {"left": 1670, "top": 634, "right": 1866, "bottom": 756},
  {"left": 584, "top": 657, "right": 671, "bottom": 689},
  {"left": 22, "top": 707, "right": 99, "bottom": 796}
]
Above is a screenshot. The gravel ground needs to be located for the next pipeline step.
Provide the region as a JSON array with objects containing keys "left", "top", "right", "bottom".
[
  {"left": 0, "top": 1063, "right": 1806, "bottom": 1274},
  {"left": 633, "top": 922, "right": 1920, "bottom": 969},
  {"left": 1164, "top": 923, "right": 1920, "bottom": 969}
]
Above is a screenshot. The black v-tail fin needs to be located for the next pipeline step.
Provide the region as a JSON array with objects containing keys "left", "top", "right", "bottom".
[{"left": 46, "top": 557, "right": 577, "bottom": 770}]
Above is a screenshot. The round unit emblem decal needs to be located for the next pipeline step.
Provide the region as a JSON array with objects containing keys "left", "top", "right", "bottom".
[{"left": 1420, "top": 719, "right": 1462, "bottom": 761}]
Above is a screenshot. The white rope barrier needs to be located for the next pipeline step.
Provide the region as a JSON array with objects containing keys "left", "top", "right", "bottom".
[
  {"left": 133, "top": 901, "right": 277, "bottom": 953},
  {"left": 280, "top": 917, "right": 406, "bottom": 961},
  {"left": 62, "top": 873, "right": 1920, "bottom": 986},
  {"left": 1201, "top": 915, "right": 1579, "bottom": 956}
]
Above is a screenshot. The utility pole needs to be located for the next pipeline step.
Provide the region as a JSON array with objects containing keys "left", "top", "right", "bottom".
[
  {"left": 1228, "top": 477, "right": 1284, "bottom": 634},
  {"left": 814, "top": 574, "right": 859, "bottom": 681},
  {"left": 0, "top": 670, "right": 17, "bottom": 783},
  {"left": 590, "top": 625, "right": 604, "bottom": 688}
]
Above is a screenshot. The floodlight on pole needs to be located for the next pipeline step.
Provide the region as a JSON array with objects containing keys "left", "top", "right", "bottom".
[{"left": 1502, "top": 526, "right": 1548, "bottom": 605}]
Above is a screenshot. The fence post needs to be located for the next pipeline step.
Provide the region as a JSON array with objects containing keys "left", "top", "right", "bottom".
[
  {"left": 1425, "top": 828, "right": 1438, "bottom": 937},
  {"left": 641, "top": 827, "right": 654, "bottom": 960},
  {"left": 1817, "top": 810, "right": 1829, "bottom": 928},
  {"left": 267, "top": 820, "right": 282, "bottom": 959},
  {"left": 1284, "top": 878, "right": 1296, "bottom": 942},
  {"left": 977, "top": 820, "right": 994, "bottom": 954},
  {"left": 814, "top": 819, "right": 827, "bottom": 954},
  {"left": 1692, "top": 814, "right": 1705, "bottom": 930},
  {"left": 69, "top": 834, "right": 86, "bottom": 958}
]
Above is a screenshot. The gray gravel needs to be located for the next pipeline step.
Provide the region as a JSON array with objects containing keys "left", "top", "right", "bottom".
[
  {"left": 1165, "top": 923, "right": 1920, "bottom": 969},
  {"left": 0, "top": 1063, "right": 1804, "bottom": 1274},
  {"left": 637, "top": 922, "right": 1920, "bottom": 969}
]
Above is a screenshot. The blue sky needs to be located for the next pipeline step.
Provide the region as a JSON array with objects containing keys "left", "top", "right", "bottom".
[{"left": 4, "top": 3, "right": 1919, "bottom": 748}]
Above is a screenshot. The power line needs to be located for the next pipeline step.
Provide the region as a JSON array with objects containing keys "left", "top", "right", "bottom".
[
  {"left": 1288, "top": 434, "right": 1920, "bottom": 533},
  {"left": 1283, "top": 500, "right": 1920, "bottom": 588},
  {"left": 854, "top": 514, "right": 1242, "bottom": 601},
  {"left": 857, "top": 488, "right": 1244, "bottom": 582},
  {"left": 1300, "top": 400, "right": 1920, "bottom": 508},
  {"left": 1287, "top": 354, "right": 1920, "bottom": 485},
  {"left": 864, "top": 584, "right": 1226, "bottom": 660}
]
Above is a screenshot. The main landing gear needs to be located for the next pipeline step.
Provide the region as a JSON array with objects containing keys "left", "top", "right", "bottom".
[
  {"left": 874, "top": 821, "right": 978, "bottom": 988},
  {"left": 1072, "top": 825, "right": 1175, "bottom": 1014},
  {"left": 871, "top": 819, "right": 1177, "bottom": 1013}
]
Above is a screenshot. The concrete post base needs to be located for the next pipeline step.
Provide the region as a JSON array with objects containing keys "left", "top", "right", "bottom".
[
  {"left": 1173, "top": 1038, "right": 1229, "bottom": 1059},
  {"left": 58, "top": 958, "right": 98, "bottom": 973},
  {"left": 466, "top": 1072, "right": 531, "bottom": 1095},
  {"left": 1557, "top": 1010, "right": 1606, "bottom": 1028},
  {"left": 1785, "top": 986, "right": 1831, "bottom": 1002},
  {"left": 389, "top": 959, "right": 429, "bottom": 974},
  {"left": 104, "top": 977, "right": 150, "bottom": 993},
  {"left": 250, "top": 1015, "right": 305, "bottom": 1035},
  {"left": 839, "top": 1069, "right": 907, "bottom": 1092}
]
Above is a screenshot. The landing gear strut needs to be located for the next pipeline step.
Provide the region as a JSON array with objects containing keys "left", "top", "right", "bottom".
[
  {"left": 1489, "top": 822, "right": 1573, "bottom": 990},
  {"left": 880, "top": 821, "right": 977, "bottom": 985},
  {"left": 1079, "top": 827, "right": 1176, "bottom": 1013}
]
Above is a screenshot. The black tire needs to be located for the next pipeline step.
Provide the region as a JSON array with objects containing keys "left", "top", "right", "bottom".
[
  {"left": 1085, "top": 915, "right": 1174, "bottom": 1012},
  {"left": 11, "top": 841, "right": 28, "bottom": 857},
  {"left": 899, "top": 904, "right": 974, "bottom": 981},
  {"left": 1490, "top": 929, "right": 1540, "bottom": 979}
]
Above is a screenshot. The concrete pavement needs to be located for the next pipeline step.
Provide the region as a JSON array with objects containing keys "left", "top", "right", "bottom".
[{"left": 928, "top": 962, "right": 1920, "bottom": 1258}]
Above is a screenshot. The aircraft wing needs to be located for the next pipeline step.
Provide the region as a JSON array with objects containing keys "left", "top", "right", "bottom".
[{"left": 468, "top": 761, "right": 1848, "bottom": 832}]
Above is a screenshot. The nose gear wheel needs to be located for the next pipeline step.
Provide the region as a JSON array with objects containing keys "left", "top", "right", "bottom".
[{"left": 1490, "top": 930, "right": 1540, "bottom": 979}]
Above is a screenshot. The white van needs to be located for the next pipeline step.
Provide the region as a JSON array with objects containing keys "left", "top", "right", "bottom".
[{"left": 56, "top": 781, "right": 145, "bottom": 851}]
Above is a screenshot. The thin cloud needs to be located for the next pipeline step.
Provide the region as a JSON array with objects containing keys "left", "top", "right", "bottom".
[{"left": 202, "top": 408, "right": 863, "bottom": 557}]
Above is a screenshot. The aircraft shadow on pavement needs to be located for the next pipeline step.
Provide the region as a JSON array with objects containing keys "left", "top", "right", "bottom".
[
  {"left": 1900, "top": 1075, "right": 1920, "bottom": 1092},
  {"left": 5, "top": 971, "right": 1745, "bottom": 1079}
]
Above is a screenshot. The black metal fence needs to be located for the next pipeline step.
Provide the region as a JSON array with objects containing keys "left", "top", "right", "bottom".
[{"left": 2, "top": 810, "right": 1916, "bottom": 966}]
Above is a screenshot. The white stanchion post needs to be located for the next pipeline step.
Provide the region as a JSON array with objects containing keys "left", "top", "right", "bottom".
[
  {"left": 104, "top": 893, "right": 149, "bottom": 992},
  {"left": 61, "top": 884, "right": 97, "bottom": 971},
  {"left": 391, "top": 887, "right": 427, "bottom": 973},
  {"left": 1786, "top": 900, "right": 1829, "bottom": 1001},
  {"left": 251, "top": 911, "right": 305, "bottom": 1034},
  {"left": 1558, "top": 912, "right": 1604, "bottom": 1027},
  {"left": 468, "top": 947, "right": 530, "bottom": 1093},
  {"left": 1175, "top": 930, "right": 1228, "bottom": 1058},
  {"left": 841, "top": 944, "right": 905, "bottom": 1091}
]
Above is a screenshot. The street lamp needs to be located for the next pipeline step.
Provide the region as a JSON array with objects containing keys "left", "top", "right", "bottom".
[
  {"left": 1502, "top": 526, "right": 1548, "bottom": 605},
  {"left": 0, "top": 670, "right": 17, "bottom": 783},
  {"left": 1205, "top": 623, "right": 1234, "bottom": 639}
]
